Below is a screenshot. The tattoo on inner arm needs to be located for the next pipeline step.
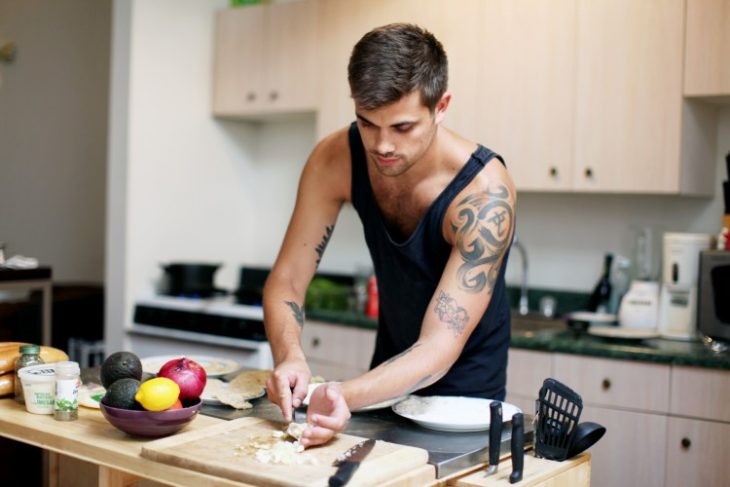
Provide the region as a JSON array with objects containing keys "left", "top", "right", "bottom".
[
  {"left": 315, "top": 224, "right": 335, "bottom": 267},
  {"left": 451, "top": 184, "right": 513, "bottom": 293},
  {"left": 383, "top": 343, "right": 422, "bottom": 365},
  {"left": 285, "top": 301, "right": 305, "bottom": 327},
  {"left": 434, "top": 291, "right": 470, "bottom": 337}
]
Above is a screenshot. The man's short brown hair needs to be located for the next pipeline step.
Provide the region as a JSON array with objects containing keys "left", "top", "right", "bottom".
[{"left": 348, "top": 23, "right": 448, "bottom": 112}]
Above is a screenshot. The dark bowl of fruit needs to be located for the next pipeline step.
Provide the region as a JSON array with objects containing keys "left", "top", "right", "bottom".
[{"left": 99, "top": 398, "right": 202, "bottom": 438}]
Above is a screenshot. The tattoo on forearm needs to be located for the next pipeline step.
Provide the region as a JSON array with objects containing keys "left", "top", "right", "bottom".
[
  {"left": 315, "top": 224, "right": 335, "bottom": 267},
  {"left": 451, "top": 184, "right": 513, "bottom": 293},
  {"left": 434, "top": 291, "right": 469, "bottom": 337},
  {"left": 285, "top": 301, "right": 305, "bottom": 327},
  {"left": 405, "top": 369, "right": 447, "bottom": 395},
  {"left": 383, "top": 343, "right": 422, "bottom": 365}
]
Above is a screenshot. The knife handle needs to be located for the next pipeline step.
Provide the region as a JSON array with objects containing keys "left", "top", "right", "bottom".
[
  {"left": 489, "top": 401, "right": 503, "bottom": 468},
  {"left": 510, "top": 413, "right": 524, "bottom": 484},
  {"left": 329, "top": 461, "right": 361, "bottom": 487}
]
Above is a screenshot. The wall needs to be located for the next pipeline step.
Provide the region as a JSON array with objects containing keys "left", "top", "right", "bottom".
[
  {"left": 106, "top": 0, "right": 729, "bottom": 351},
  {"left": 0, "top": 0, "right": 110, "bottom": 282}
]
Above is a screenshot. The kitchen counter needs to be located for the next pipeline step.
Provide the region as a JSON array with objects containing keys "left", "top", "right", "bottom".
[
  {"left": 307, "top": 310, "right": 730, "bottom": 370},
  {"left": 0, "top": 397, "right": 590, "bottom": 486}
]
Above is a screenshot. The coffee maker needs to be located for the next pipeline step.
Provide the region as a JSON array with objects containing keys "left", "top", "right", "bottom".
[{"left": 658, "top": 232, "right": 712, "bottom": 340}]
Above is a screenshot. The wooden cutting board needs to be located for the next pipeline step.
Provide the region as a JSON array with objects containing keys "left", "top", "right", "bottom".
[{"left": 141, "top": 417, "right": 430, "bottom": 487}]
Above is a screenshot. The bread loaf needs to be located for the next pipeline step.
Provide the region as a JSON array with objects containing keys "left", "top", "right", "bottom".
[
  {"left": 0, "top": 342, "right": 69, "bottom": 374},
  {"left": 0, "top": 373, "right": 14, "bottom": 397}
]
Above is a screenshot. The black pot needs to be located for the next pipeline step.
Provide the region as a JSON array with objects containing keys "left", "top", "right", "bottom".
[{"left": 160, "top": 263, "right": 226, "bottom": 298}]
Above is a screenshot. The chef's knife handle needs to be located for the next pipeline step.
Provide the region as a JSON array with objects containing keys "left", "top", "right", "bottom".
[
  {"left": 510, "top": 413, "right": 524, "bottom": 484},
  {"left": 489, "top": 401, "right": 503, "bottom": 467},
  {"left": 329, "top": 461, "right": 361, "bottom": 487}
]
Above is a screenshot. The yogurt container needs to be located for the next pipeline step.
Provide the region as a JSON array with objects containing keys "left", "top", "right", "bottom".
[{"left": 19, "top": 363, "right": 57, "bottom": 414}]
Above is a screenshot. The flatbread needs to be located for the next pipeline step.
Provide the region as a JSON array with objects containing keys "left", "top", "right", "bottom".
[{"left": 214, "top": 369, "right": 272, "bottom": 409}]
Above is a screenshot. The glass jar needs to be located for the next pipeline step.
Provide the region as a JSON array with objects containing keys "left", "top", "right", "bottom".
[
  {"left": 53, "top": 361, "right": 80, "bottom": 421},
  {"left": 14, "top": 344, "right": 44, "bottom": 404}
]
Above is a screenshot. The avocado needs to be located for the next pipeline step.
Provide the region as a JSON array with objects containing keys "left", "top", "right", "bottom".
[
  {"left": 102, "top": 378, "right": 141, "bottom": 409},
  {"left": 100, "top": 351, "right": 143, "bottom": 388}
]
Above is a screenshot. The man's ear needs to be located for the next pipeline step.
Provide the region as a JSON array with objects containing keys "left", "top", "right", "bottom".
[{"left": 434, "top": 92, "right": 451, "bottom": 124}]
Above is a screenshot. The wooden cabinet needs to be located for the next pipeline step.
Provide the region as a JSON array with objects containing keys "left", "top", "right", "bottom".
[
  {"left": 212, "top": 1, "right": 319, "bottom": 118},
  {"left": 665, "top": 417, "right": 730, "bottom": 487},
  {"left": 300, "top": 320, "right": 376, "bottom": 381},
  {"left": 316, "top": 0, "right": 481, "bottom": 140},
  {"left": 477, "top": 0, "right": 577, "bottom": 191},
  {"left": 506, "top": 348, "right": 553, "bottom": 413},
  {"left": 684, "top": 0, "right": 730, "bottom": 97}
]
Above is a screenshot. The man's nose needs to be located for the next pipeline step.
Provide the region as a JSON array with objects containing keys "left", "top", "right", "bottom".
[{"left": 375, "top": 130, "right": 395, "bottom": 155}]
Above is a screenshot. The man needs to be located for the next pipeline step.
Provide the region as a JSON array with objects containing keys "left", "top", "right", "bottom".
[{"left": 263, "top": 23, "right": 516, "bottom": 447}]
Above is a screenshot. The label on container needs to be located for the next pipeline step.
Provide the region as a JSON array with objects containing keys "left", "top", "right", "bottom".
[{"left": 54, "top": 378, "right": 80, "bottom": 412}]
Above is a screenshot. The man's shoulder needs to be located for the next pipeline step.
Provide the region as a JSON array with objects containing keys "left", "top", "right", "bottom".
[{"left": 310, "top": 126, "right": 351, "bottom": 168}]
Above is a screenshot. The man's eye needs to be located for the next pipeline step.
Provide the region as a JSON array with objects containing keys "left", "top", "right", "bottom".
[{"left": 395, "top": 125, "right": 413, "bottom": 133}]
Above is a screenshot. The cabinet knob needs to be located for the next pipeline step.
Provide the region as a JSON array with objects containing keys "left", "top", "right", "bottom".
[
  {"left": 246, "top": 92, "right": 256, "bottom": 102},
  {"left": 601, "top": 378, "right": 611, "bottom": 390},
  {"left": 311, "top": 337, "right": 320, "bottom": 348},
  {"left": 584, "top": 167, "right": 594, "bottom": 178},
  {"left": 269, "top": 91, "right": 279, "bottom": 101},
  {"left": 681, "top": 437, "right": 691, "bottom": 449},
  {"left": 549, "top": 167, "right": 558, "bottom": 177}
]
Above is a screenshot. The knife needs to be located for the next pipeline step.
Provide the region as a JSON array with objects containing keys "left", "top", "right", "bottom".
[
  {"left": 509, "top": 412, "right": 525, "bottom": 484},
  {"left": 329, "top": 438, "right": 376, "bottom": 487},
  {"left": 485, "top": 400, "right": 503, "bottom": 476}
]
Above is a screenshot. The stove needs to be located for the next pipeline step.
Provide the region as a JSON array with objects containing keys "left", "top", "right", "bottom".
[{"left": 128, "top": 295, "right": 273, "bottom": 369}]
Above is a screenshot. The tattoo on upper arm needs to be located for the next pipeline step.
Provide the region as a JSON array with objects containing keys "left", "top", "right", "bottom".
[
  {"left": 383, "top": 343, "right": 422, "bottom": 365},
  {"left": 434, "top": 290, "right": 469, "bottom": 337},
  {"left": 285, "top": 301, "right": 305, "bottom": 327},
  {"left": 451, "top": 184, "right": 513, "bottom": 293},
  {"left": 315, "top": 224, "right": 335, "bottom": 267}
]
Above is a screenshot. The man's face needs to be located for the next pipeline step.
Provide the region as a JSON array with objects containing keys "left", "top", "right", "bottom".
[{"left": 355, "top": 91, "right": 448, "bottom": 177}]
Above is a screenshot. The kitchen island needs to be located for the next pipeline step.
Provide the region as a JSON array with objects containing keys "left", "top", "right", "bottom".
[{"left": 0, "top": 397, "right": 590, "bottom": 486}]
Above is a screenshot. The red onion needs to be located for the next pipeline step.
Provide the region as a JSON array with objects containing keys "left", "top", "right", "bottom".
[{"left": 157, "top": 357, "right": 207, "bottom": 400}]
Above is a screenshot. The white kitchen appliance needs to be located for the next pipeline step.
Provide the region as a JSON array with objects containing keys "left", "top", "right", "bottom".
[
  {"left": 658, "top": 232, "right": 712, "bottom": 340},
  {"left": 618, "top": 280, "right": 659, "bottom": 331}
]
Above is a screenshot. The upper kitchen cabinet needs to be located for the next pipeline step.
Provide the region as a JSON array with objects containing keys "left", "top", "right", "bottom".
[
  {"left": 477, "top": 0, "right": 577, "bottom": 191},
  {"left": 212, "top": 1, "right": 319, "bottom": 118},
  {"left": 572, "top": 0, "right": 715, "bottom": 195},
  {"left": 684, "top": 0, "right": 730, "bottom": 98},
  {"left": 316, "top": 0, "right": 481, "bottom": 140}
]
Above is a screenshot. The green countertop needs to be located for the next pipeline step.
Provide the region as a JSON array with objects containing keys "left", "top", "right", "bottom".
[{"left": 306, "top": 310, "right": 730, "bottom": 371}]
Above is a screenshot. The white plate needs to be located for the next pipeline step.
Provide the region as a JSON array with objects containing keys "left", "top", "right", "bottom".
[
  {"left": 201, "top": 378, "right": 266, "bottom": 406},
  {"left": 588, "top": 327, "right": 659, "bottom": 340},
  {"left": 141, "top": 355, "right": 240, "bottom": 378},
  {"left": 392, "top": 396, "right": 522, "bottom": 432},
  {"left": 302, "top": 383, "right": 406, "bottom": 413}
]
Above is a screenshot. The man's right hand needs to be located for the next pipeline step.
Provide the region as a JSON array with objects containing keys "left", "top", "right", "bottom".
[{"left": 266, "top": 358, "right": 312, "bottom": 422}]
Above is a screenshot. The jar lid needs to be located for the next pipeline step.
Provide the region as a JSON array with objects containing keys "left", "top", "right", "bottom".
[
  {"left": 19, "top": 344, "right": 41, "bottom": 354},
  {"left": 55, "top": 361, "right": 80, "bottom": 375}
]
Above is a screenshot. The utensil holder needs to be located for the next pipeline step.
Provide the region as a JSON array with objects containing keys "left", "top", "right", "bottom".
[{"left": 534, "top": 378, "right": 583, "bottom": 461}]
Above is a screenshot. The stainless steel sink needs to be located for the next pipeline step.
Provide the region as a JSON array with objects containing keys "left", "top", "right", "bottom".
[{"left": 510, "top": 312, "right": 566, "bottom": 338}]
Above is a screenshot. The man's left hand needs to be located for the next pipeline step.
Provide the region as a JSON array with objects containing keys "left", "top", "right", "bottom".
[{"left": 300, "top": 382, "right": 351, "bottom": 448}]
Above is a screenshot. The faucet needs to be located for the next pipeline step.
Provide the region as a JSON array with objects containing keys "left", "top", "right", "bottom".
[{"left": 512, "top": 236, "right": 529, "bottom": 316}]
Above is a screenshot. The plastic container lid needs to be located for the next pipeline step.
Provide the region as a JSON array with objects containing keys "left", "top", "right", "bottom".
[
  {"left": 19, "top": 344, "right": 41, "bottom": 354},
  {"left": 18, "top": 363, "right": 56, "bottom": 383},
  {"left": 55, "top": 361, "right": 80, "bottom": 376}
]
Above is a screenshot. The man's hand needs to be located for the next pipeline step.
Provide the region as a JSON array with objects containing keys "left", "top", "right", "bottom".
[
  {"left": 266, "top": 358, "right": 311, "bottom": 423},
  {"left": 300, "top": 382, "right": 351, "bottom": 448}
]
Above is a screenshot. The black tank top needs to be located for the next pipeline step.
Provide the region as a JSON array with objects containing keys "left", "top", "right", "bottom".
[{"left": 348, "top": 122, "right": 511, "bottom": 400}]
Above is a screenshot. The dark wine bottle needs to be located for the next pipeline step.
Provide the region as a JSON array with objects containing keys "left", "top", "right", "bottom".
[{"left": 588, "top": 253, "right": 613, "bottom": 313}]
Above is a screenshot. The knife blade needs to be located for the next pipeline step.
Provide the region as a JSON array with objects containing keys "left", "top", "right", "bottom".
[
  {"left": 485, "top": 400, "right": 503, "bottom": 476},
  {"left": 329, "top": 438, "right": 376, "bottom": 487}
]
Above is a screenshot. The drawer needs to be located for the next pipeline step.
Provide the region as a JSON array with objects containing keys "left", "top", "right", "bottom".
[
  {"left": 665, "top": 417, "right": 730, "bottom": 487},
  {"left": 554, "top": 354, "right": 670, "bottom": 413},
  {"left": 507, "top": 349, "right": 553, "bottom": 398},
  {"left": 669, "top": 366, "right": 730, "bottom": 421},
  {"left": 301, "top": 320, "right": 376, "bottom": 371}
]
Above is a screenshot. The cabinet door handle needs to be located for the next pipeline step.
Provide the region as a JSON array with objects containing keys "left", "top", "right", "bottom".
[
  {"left": 601, "top": 378, "right": 611, "bottom": 390},
  {"left": 584, "top": 167, "right": 594, "bottom": 178},
  {"left": 246, "top": 92, "right": 256, "bottom": 102},
  {"left": 681, "top": 437, "right": 691, "bottom": 449},
  {"left": 269, "top": 91, "right": 279, "bottom": 101},
  {"left": 311, "top": 337, "right": 320, "bottom": 348},
  {"left": 549, "top": 167, "right": 558, "bottom": 177}
]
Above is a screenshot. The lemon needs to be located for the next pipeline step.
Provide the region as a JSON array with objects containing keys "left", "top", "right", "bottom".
[{"left": 134, "top": 377, "right": 180, "bottom": 411}]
